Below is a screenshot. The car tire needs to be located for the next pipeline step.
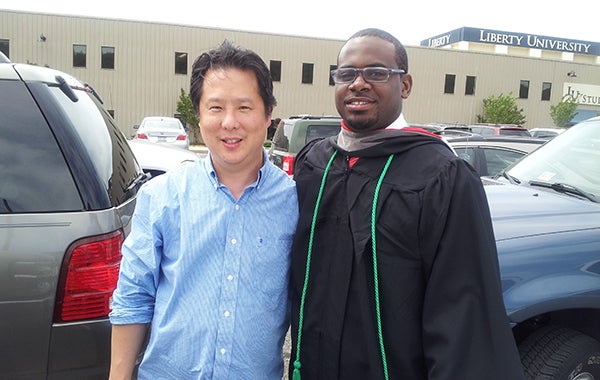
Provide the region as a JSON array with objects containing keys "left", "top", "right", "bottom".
[{"left": 519, "top": 325, "right": 600, "bottom": 380}]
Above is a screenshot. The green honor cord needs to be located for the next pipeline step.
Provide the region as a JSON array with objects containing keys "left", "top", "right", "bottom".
[
  {"left": 293, "top": 150, "right": 338, "bottom": 380},
  {"left": 293, "top": 151, "right": 394, "bottom": 380},
  {"left": 372, "top": 154, "right": 394, "bottom": 380}
]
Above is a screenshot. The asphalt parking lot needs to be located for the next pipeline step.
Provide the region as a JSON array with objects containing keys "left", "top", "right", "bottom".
[{"left": 282, "top": 329, "right": 291, "bottom": 380}]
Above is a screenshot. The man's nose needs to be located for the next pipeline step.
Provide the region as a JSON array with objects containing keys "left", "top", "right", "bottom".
[
  {"left": 221, "top": 111, "right": 239, "bottom": 129},
  {"left": 349, "top": 72, "right": 370, "bottom": 89}
]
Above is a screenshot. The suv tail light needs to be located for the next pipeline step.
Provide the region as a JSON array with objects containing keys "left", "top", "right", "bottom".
[
  {"left": 176, "top": 135, "right": 187, "bottom": 141},
  {"left": 282, "top": 155, "right": 295, "bottom": 176},
  {"left": 54, "top": 230, "right": 123, "bottom": 322},
  {"left": 137, "top": 133, "right": 148, "bottom": 139}
]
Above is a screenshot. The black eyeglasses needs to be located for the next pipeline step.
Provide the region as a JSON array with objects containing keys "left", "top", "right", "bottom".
[{"left": 330, "top": 67, "right": 405, "bottom": 84}]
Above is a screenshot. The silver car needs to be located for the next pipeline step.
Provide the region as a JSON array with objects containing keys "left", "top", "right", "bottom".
[
  {"left": 445, "top": 135, "right": 546, "bottom": 177},
  {"left": 134, "top": 116, "right": 190, "bottom": 149},
  {"left": 0, "top": 61, "right": 145, "bottom": 379},
  {"left": 128, "top": 139, "right": 199, "bottom": 179}
]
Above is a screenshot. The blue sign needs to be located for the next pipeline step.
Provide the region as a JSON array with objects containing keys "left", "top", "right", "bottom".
[{"left": 421, "top": 27, "right": 600, "bottom": 56}]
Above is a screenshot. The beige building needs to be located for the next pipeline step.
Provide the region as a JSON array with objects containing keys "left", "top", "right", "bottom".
[{"left": 2, "top": 10, "right": 599, "bottom": 137}]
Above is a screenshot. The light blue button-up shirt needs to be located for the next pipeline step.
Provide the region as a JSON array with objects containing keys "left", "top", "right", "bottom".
[{"left": 110, "top": 152, "right": 298, "bottom": 379}]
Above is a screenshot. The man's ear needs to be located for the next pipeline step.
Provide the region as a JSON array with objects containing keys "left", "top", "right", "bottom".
[
  {"left": 265, "top": 110, "right": 273, "bottom": 128},
  {"left": 401, "top": 74, "right": 413, "bottom": 99}
]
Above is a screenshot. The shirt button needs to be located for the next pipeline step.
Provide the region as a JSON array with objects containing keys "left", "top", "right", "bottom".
[
  {"left": 235, "top": 204, "right": 240, "bottom": 210},
  {"left": 231, "top": 238, "right": 237, "bottom": 245},
  {"left": 220, "top": 348, "right": 226, "bottom": 355},
  {"left": 227, "top": 274, "right": 233, "bottom": 281},
  {"left": 224, "top": 311, "right": 230, "bottom": 317}
]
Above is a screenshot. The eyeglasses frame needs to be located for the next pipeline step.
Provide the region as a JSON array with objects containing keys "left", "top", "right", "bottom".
[{"left": 330, "top": 67, "right": 406, "bottom": 84}]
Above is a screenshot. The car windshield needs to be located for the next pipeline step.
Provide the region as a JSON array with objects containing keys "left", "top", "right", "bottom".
[{"left": 504, "top": 118, "right": 600, "bottom": 202}]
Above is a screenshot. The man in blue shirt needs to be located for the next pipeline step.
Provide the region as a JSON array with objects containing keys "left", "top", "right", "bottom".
[{"left": 109, "top": 40, "right": 298, "bottom": 380}]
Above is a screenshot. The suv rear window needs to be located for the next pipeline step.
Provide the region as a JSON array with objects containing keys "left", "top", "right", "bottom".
[
  {"left": 500, "top": 129, "right": 530, "bottom": 137},
  {"left": 0, "top": 80, "right": 82, "bottom": 213},
  {"left": 471, "top": 125, "right": 530, "bottom": 137},
  {"left": 306, "top": 124, "right": 341, "bottom": 144},
  {"left": 48, "top": 85, "right": 140, "bottom": 206},
  {"left": 272, "top": 123, "right": 293, "bottom": 152},
  {"left": 470, "top": 126, "right": 495, "bottom": 136},
  {"left": 272, "top": 120, "right": 341, "bottom": 153}
]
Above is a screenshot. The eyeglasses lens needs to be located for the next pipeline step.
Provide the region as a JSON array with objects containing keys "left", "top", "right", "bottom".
[
  {"left": 332, "top": 68, "right": 391, "bottom": 84},
  {"left": 363, "top": 68, "right": 389, "bottom": 82}
]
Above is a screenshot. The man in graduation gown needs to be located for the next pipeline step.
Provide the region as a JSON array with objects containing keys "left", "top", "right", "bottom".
[{"left": 289, "top": 28, "right": 526, "bottom": 380}]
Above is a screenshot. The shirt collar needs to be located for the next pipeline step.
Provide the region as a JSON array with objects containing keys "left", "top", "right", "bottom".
[
  {"left": 386, "top": 113, "right": 409, "bottom": 130},
  {"left": 203, "top": 149, "right": 268, "bottom": 192}
]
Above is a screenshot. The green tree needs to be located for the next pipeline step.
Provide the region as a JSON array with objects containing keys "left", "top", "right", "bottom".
[
  {"left": 176, "top": 88, "right": 202, "bottom": 144},
  {"left": 550, "top": 95, "right": 578, "bottom": 128},
  {"left": 477, "top": 92, "right": 526, "bottom": 125}
]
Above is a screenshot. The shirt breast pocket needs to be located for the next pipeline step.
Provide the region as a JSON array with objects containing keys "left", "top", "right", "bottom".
[{"left": 250, "top": 237, "right": 292, "bottom": 309}]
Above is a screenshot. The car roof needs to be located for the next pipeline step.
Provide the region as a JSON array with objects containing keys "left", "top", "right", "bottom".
[
  {"left": 128, "top": 139, "right": 197, "bottom": 172},
  {"left": 445, "top": 135, "right": 546, "bottom": 151},
  {"left": 470, "top": 123, "right": 527, "bottom": 130},
  {"left": 472, "top": 123, "right": 524, "bottom": 127},
  {"left": 530, "top": 127, "right": 565, "bottom": 132},
  {"left": 288, "top": 115, "right": 340, "bottom": 120},
  {"left": 445, "top": 134, "right": 542, "bottom": 142},
  {"left": 142, "top": 116, "right": 180, "bottom": 121}
]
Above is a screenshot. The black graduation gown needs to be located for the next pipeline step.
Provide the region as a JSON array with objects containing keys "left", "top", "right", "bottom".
[{"left": 289, "top": 131, "right": 525, "bottom": 380}]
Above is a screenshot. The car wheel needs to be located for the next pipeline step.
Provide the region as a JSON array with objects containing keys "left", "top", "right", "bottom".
[{"left": 519, "top": 325, "right": 600, "bottom": 380}]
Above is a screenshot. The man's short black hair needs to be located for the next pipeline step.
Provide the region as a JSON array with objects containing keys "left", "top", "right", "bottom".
[
  {"left": 347, "top": 28, "right": 408, "bottom": 73},
  {"left": 190, "top": 40, "right": 276, "bottom": 117}
]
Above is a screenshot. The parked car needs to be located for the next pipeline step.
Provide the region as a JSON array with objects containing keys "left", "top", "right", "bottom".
[
  {"left": 268, "top": 118, "right": 540, "bottom": 178},
  {"left": 0, "top": 62, "right": 145, "bottom": 379},
  {"left": 469, "top": 123, "right": 531, "bottom": 137},
  {"left": 134, "top": 116, "right": 189, "bottom": 150},
  {"left": 485, "top": 116, "right": 600, "bottom": 379},
  {"left": 445, "top": 135, "right": 546, "bottom": 177},
  {"left": 529, "top": 127, "right": 566, "bottom": 140},
  {"left": 128, "top": 139, "right": 199, "bottom": 179},
  {"left": 269, "top": 115, "right": 341, "bottom": 175},
  {"left": 412, "top": 122, "right": 471, "bottom": 134}
]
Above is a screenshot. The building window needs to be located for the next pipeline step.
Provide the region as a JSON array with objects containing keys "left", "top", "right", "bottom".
[
  {"left": 0, "top": 39, "right": 9, "bottom": 59},
  {"left": 101, "top": 46, "right": 115, "bottom": 69},
  {"left": 175, "top": 52, "right": 188, "bottom": 75},
  {"left": 444, "top": 74, "right": 456, "bottom": 94},
  {"left": 541, "top": 82, "right": 552, "bottom": 101},
  {"left": 465, "top": 76, "right": 476, "bottom": 95},
  {"left": 302, "top": 63, "right": 314, "bottom": 84},
  {"left": 73, "top": 44, "right": 87, "bottom": 68},
  {"left": 329, "top": 65, "right": 337, "bottom": 86},
  {"left": 519, "top": 80, "right": 530, "bottom": 99},
  {"left": 270, "top": 60, "right": 282, "bottom": 82}
]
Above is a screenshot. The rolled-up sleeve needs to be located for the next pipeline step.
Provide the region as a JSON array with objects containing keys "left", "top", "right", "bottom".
[{"left": 110, "top": 185, "right": 163, "bottom": 325}]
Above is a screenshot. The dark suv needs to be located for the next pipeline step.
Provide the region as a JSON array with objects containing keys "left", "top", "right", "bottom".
[
  {"left": 268, "top": 115, "right": 341, "bottom": 175},
  {"left": 0, "top": 62, "right": 145, "bottom": 379}
]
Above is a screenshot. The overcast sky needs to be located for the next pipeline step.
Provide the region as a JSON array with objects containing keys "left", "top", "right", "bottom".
[{"left": 3, "top": 0, "right": 597, "bottom": 46}]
